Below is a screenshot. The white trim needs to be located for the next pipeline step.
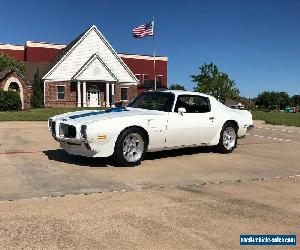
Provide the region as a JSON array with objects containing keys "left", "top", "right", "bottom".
[
  {"left": 0, "top": 44, "right": 24, "bottom": 50},
  {"left": 26, "top": 41, "right": 66, "bottom": 49},
  {"left": 82, "top": 82, "right": 87, "bottom": 107},
  {"left": 4, "top": 77, "right": 24, "bottom": 109},
  {"left": 77, "top": 82, "right": 82, "bottom": 107},
  {"left": 43, "top": 80, "right": 46, "bottom": 106},
  {"left": 118, "top": 83, "right": 136, "bottom": 86},
  {"left": 106, "top": 83, "right": 110, "bottom": 107},
  {"left": 118, "top": 53, "right": 168, "bottom": 61}
]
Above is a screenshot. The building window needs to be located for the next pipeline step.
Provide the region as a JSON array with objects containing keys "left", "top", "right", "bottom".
[
  {"left": 156, "top": 75, "right": 163, "bottom": 84},
  {"left": 57, "top": 86, "right": 65, "bottom": 100},
  {"left": 143, "top": 74, "right": 148, "bottom": 82},
  {"left": 120, "top": 87, "right": 128, "bottom": 101},
  {"left": 135, "top": 74, "right": 141, "bottom": 82}
]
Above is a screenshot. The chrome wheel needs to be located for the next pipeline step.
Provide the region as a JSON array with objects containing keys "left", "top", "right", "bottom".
[
  {"left": 222, "top": 127, "right": 236, "bottom": 150},
  {"left": 122, "top": 133, "right": 144, "bottom": 163}
]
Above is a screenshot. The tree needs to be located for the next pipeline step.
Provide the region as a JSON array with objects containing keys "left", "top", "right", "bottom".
[
  {"left": 0, "top": 53, "right": 25, "bottom": 74},
  {"left": 30, "top": 68, "right": 44, "bottom": 108},
  {"left": 290, "top": 95, "right": 300, "bottom": 107},
  {"left": 169, "top": 83, "right": 186, "bottom": 91},
  {"left": 276, "top": 92, "right": 290, "bottom": 110},
  {"left": 255, "top": 91, "right": 290, "bottom": 111},
  {"left": 191, "top": 62, "right": 239, "bottom": 103}
]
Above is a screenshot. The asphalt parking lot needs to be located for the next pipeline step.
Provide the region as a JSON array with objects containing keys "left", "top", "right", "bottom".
[{"left": 0, "top": 121, "right": 299, "bottom": 248}]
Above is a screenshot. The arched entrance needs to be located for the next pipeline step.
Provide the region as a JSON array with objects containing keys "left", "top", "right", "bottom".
[{"left": 4, "top": 77, "right": 24, "bottom": 109}]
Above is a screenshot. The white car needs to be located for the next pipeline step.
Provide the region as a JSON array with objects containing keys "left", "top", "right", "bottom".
[{"left": 48, "top": 91, "right": 253, "bottom": 166}]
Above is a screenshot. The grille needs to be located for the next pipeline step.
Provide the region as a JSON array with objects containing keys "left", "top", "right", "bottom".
[
  {"left": 59, "top": 124, "right": 77, "bottom": 138},
  {"left": 51, "top": 121, "right": 56, "bottom": 135}
]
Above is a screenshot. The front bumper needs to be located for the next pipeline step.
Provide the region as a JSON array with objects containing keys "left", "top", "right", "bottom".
[
  {"left": 60, "top": 141, "right": 97, "bottom": 157},
  {"left": 247, "top": 124, "right": 254, "bottom": 131}
]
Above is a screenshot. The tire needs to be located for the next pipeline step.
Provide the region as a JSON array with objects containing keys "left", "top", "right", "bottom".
[
  {"left": 216, "top": 122, "right": 237, "bottom": 153},
  {"left": 113, "top": 127, "right": 147, "bottom": 167}
]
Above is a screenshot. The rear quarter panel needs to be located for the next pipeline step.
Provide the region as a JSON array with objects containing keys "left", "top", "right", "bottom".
[{"left": 207, "top": 99, "right": 253, "bottom": 145}]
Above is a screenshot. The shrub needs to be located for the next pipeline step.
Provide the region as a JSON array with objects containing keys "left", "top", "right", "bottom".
[{"left": 0, "top": 89, "right": 22, "bottom": 111}]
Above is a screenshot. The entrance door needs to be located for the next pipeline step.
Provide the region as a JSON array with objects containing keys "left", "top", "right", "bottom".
[{"left": 87, "top": 85, "right": 99, "bottom": 107}]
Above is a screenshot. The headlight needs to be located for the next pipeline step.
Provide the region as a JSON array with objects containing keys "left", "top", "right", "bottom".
[{"left": 80, "top": 125, "right": 87, "bottom": 139}]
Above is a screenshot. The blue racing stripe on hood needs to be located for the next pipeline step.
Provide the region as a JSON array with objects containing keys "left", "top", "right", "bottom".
[{"left": 69, "top": 107, "right": 128, "bottom": 119}]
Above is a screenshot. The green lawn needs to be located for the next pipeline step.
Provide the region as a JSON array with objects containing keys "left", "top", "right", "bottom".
[
  {"left": 252, "top": 110, "right": 300, "bottom": 127},
  {"left": 0, "top": 108, "right": 105, "bottom": 121}
]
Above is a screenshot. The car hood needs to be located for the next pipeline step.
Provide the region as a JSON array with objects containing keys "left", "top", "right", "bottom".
[{"left": 50, "top": 107, "right": 165, "bottom": 124}]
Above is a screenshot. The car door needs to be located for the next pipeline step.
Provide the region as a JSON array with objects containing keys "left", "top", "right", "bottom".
[{"left": 165, "top": 94, "right": 217, "bottom": 148}]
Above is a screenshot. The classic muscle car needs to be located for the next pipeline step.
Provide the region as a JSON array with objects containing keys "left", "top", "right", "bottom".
[{"left": 48, "top": 91, "right": 253, "bottom": 166}]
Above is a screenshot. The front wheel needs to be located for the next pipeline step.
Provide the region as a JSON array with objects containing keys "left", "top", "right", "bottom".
[
  {"left": 216, "top": 122, "right": 237, "bottom": 153},
  {"left": 113, "top": 127, "right": 147, "bottom": 166}
]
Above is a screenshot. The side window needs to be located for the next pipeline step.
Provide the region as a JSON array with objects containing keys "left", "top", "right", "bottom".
[
  {"left": 143, "top": 74, "right": 148, "bottom": 82},
  {"left": 57, "top": 86, "right": 65, "bottom": 100},
  {"left": 174, "top": 95, "right": 210, "bottom": 113},
  {"left": 120, "top": 87, "right": 128, "bottom": 101}
]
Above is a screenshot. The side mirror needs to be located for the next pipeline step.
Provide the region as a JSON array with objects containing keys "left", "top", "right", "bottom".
[{"left": 178, "top": 107, "right": 186, "bottom": 115}]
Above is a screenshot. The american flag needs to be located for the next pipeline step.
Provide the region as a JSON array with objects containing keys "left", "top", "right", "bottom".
[{"left": 133, "top": 21, "right": 154, "bottom": 38}]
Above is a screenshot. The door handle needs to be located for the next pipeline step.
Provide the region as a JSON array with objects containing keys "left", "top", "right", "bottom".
[{"left": 209, "top": 117, "right": 215, "bottom": 120}]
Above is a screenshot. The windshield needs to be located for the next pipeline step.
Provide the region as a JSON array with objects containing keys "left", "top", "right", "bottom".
[{"left": 127, "top": 92, "right": 175, "bottom": 112}]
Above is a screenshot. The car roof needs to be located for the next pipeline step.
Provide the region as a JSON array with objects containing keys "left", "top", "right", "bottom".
[{"left": 162, "top": 90, "right": 212, "bottom": 98}]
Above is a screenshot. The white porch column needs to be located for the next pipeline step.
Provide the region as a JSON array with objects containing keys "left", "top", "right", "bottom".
[
  {"left": 111, "top": 83, "right": 115, "bottom": 107},
  {"left": 106, "top": 83, "right": 110, "bottom": 107},
  {"left": 82, "top": 82, "right": 87, "bottom": 107},
  {"left": 77, "top": 82, "right": 81, "bottom": 107}
]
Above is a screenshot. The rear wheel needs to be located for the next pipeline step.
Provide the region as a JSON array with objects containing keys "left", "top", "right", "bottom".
[
  {"left": 217, "top": 122, "right": 237, "bottom": 153},
  {"left": 113, "top": 127, "right": 147, "bottom": 166}
]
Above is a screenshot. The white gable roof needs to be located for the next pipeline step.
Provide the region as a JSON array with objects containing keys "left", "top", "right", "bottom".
[
  {"left": 43, "top": 25, "right": 138, "bottom": 83},
  {"left": 72, "top": 53, "right": 117, "bottom": 82}
]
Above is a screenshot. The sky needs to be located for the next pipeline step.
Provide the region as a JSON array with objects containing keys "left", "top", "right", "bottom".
[{"left": 0, "top": 0, "right": 299, "bottom": 97}]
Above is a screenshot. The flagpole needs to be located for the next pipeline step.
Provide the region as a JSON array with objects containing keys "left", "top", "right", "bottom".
[{"left": 152, "top": 17, "right": 156, "bottom": 91}]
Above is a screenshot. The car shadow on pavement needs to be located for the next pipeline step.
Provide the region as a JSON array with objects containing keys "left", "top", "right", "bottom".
[
  {"left": 43, "top": 149, "right": 112, "bottom": 167},
  {"left": 43, "top": 146, "right": 216, "bottom": 168},
  {"left": 145, "top": 146, "right": 216, "bottom": 160}
]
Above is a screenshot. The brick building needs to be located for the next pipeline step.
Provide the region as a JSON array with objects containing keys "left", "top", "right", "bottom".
[{"left": 0, "top": 25, "right": 168, "bottom": 109}]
